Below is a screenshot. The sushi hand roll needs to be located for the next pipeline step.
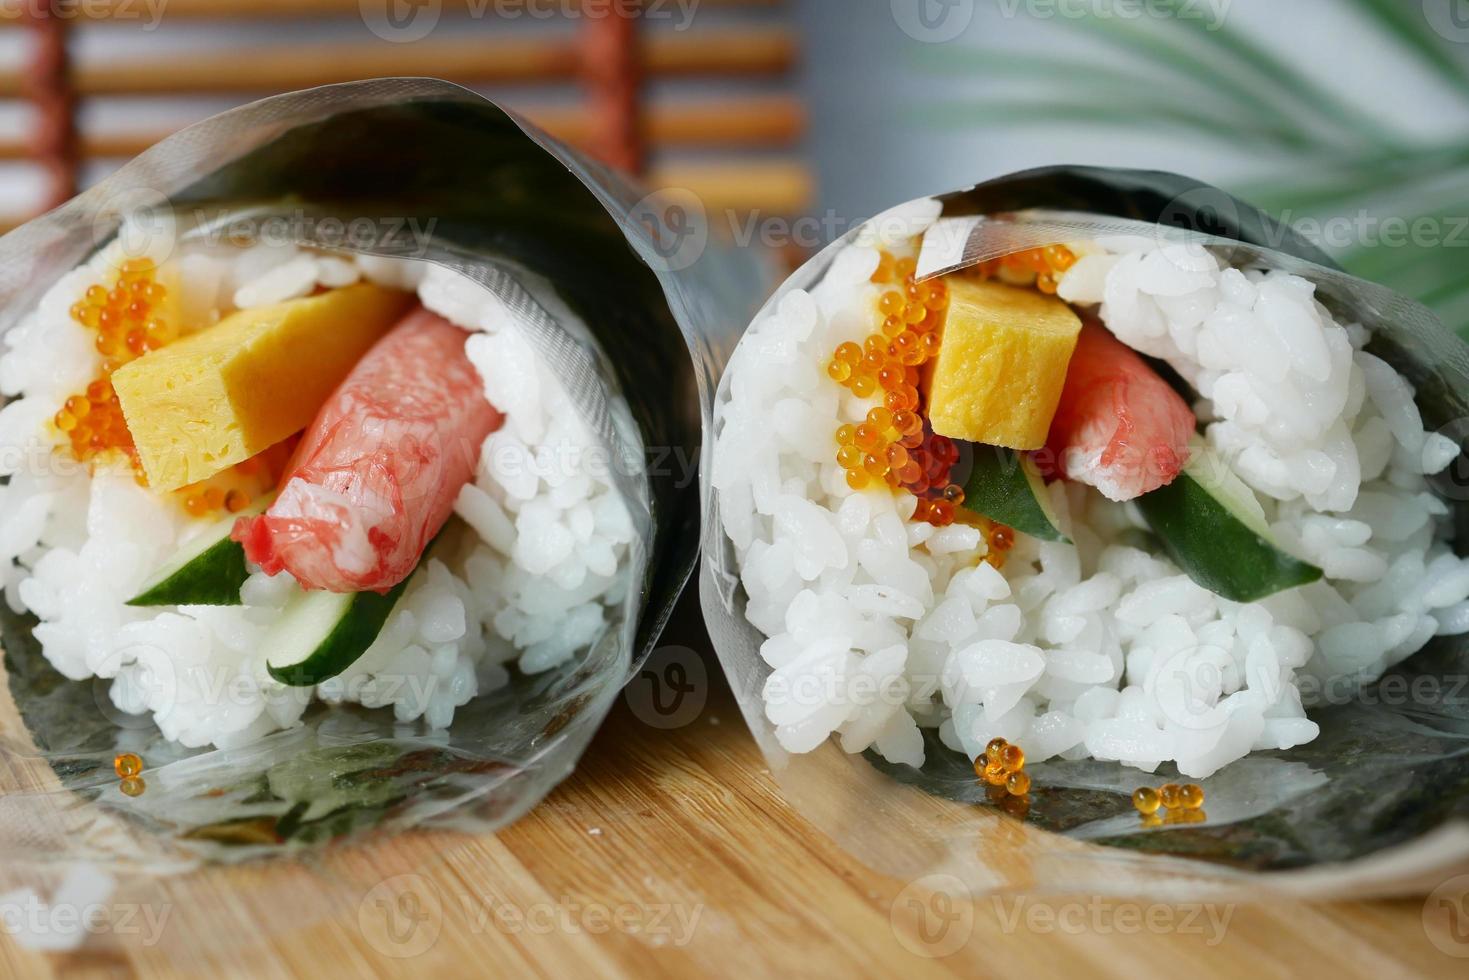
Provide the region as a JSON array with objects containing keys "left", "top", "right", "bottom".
[
  {"left": 0, "top": 240, "right": 640, "bottom": 748},
  {"left": 0, "top": 81, "right": 759, "bottom": 861},
  {"left": 712, "top": 196, "right": 1469, "bottom": 781}
]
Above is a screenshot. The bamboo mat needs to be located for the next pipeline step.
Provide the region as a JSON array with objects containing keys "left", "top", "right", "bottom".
[{"left": 0, "top": 602, "right": 1464, "bottom": 978}]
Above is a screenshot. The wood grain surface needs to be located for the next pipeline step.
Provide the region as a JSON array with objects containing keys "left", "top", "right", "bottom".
[{"left": 0, "top": 595, "right": 1465, "bottom": 978}]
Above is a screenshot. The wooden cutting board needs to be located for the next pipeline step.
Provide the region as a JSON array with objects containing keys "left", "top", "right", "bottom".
[{"left": 0, "top": 601, "right": 1464, "bottom": 978}]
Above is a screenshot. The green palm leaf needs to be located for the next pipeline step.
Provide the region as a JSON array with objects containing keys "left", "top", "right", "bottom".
[
  {"left": 1049, "top": 2, "right": 1396, "bottom": 150},
  {"left": 925, "top": 3, "right": 1469, "bottom": 334},
  {"left": 1342, "top": 0, "right": 1469, "bottom": 94},
  {"left": 916, "top": 48, "right": 1319, "bottom": 149},
  {"left": 1142, "top": 0, "right": 1400, "bottom": 147}
]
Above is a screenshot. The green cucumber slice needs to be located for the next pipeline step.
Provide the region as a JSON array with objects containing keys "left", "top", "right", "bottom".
[
  {"left": 264, "top": 576, "right": 413, "bottom": 687},
  {"left": 1136, "top": 443, "right": 1323, "bottom": 602},
  {"left": 127, "top": 492, "right": 276, "bottom": 607},
  {"left": 960, "top": 444, "right": 1069, "bottom": 542}
]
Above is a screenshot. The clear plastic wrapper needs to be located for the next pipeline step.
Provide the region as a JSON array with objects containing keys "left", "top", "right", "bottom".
[
  {"left": 0, "top": 78, "right": 767, "bottom": 948},
  {"left": 702, "top": 167, "right": 1469, "bottom": 900}
]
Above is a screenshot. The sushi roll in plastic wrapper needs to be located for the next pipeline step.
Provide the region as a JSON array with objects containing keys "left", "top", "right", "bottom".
[
  {"left": 703, "top": 167, "right": 1469, "bottom": 901},
  {"left": 0, "top": 78, "right": 768, "bottom": 948}
]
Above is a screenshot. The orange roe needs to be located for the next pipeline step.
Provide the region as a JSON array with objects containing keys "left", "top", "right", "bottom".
[
  {"left": 58, "top": 261, "right": 293, "bottom": 518},
  {"left": 969, "top": 243, "right": 1078, "bottom": 294},
  {"left": 56, "top": 258, "right": 169, "bottom": 487},
  {"left": 178, "top": 435, "right": 296, "bottom": 519},
  {"left": 829, "top": 244, "right": 1077, "bottom": 539},
  {"left": 975, "top": 736, "right": 1032, "bottom": 801},
  {"left": 113, "top": 752, "right": 142, "bottom": 778},
  {"left": 827, "top": 249, "right": 965, "bottom": 525}
]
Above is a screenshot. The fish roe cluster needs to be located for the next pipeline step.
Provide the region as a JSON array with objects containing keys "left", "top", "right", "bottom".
[
  {"left": 1132, "top": 782, "right": 1205, "bottom": 826},
  {"left": 975, "top": 736, "right": 1030, "bottom": 797},
  {"left": 970, "top": 244, "right": 1078, "bottom": 295},
  {"left": 57, "top": 257, "right": 174, "bottom": 485},
  {"left": 60, "top": 259, "right": 284, "bottom": 518},
  {"left": 178, "top": 436, "right": 295, "bottom": 519},
  {"left": 827, "top": 250, "right": 967, "bottom": 525}
]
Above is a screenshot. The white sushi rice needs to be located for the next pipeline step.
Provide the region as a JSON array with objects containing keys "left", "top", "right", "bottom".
[
  {"left": 715, "top": 208, "right": 1469, "bottom": 779},
  {"left": 0, "top": 237, "right": 636, "bottom": 749}
]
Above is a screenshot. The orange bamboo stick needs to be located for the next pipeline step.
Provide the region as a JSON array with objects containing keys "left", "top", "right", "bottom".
[
  {"left": 0, "top": 30, "right": 795, "bottom": 96},
  {"left": 581, "top": 1, "right": 644, "bottom": 174},
  {"left": 23, "top": 0, "right": 76, "bottom": 209},
  {"left": 0, "top": 0, "right": 784, "bottom": 21}
]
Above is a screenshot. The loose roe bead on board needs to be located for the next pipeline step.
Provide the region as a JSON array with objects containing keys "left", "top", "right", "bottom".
[
  {"left": 113, "top": 752, "right": 143, "bottom": 778},
  {"left": 1179, "top": 784, "right": 1205, "bottom": 810},
  {"left": 985, "top": 737, "right": 1007, "bottom": 764},
  {"left": 1158, "top": 783, "right": 1183, "bottom": 810},
  {"left": 1132, "top": 786, "right": 1161, "bottom": 815},
  {"left": 1005, "top": 770, "right": 1031, "bottom": 796}
]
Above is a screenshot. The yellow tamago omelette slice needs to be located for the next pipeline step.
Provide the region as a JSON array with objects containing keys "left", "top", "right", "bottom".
[
  {"left": 114, "top": 283, "right": 414, "bottom": 492},
  {"left": 926, "top": 277, "right": 1082, "bottom": 450}
]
